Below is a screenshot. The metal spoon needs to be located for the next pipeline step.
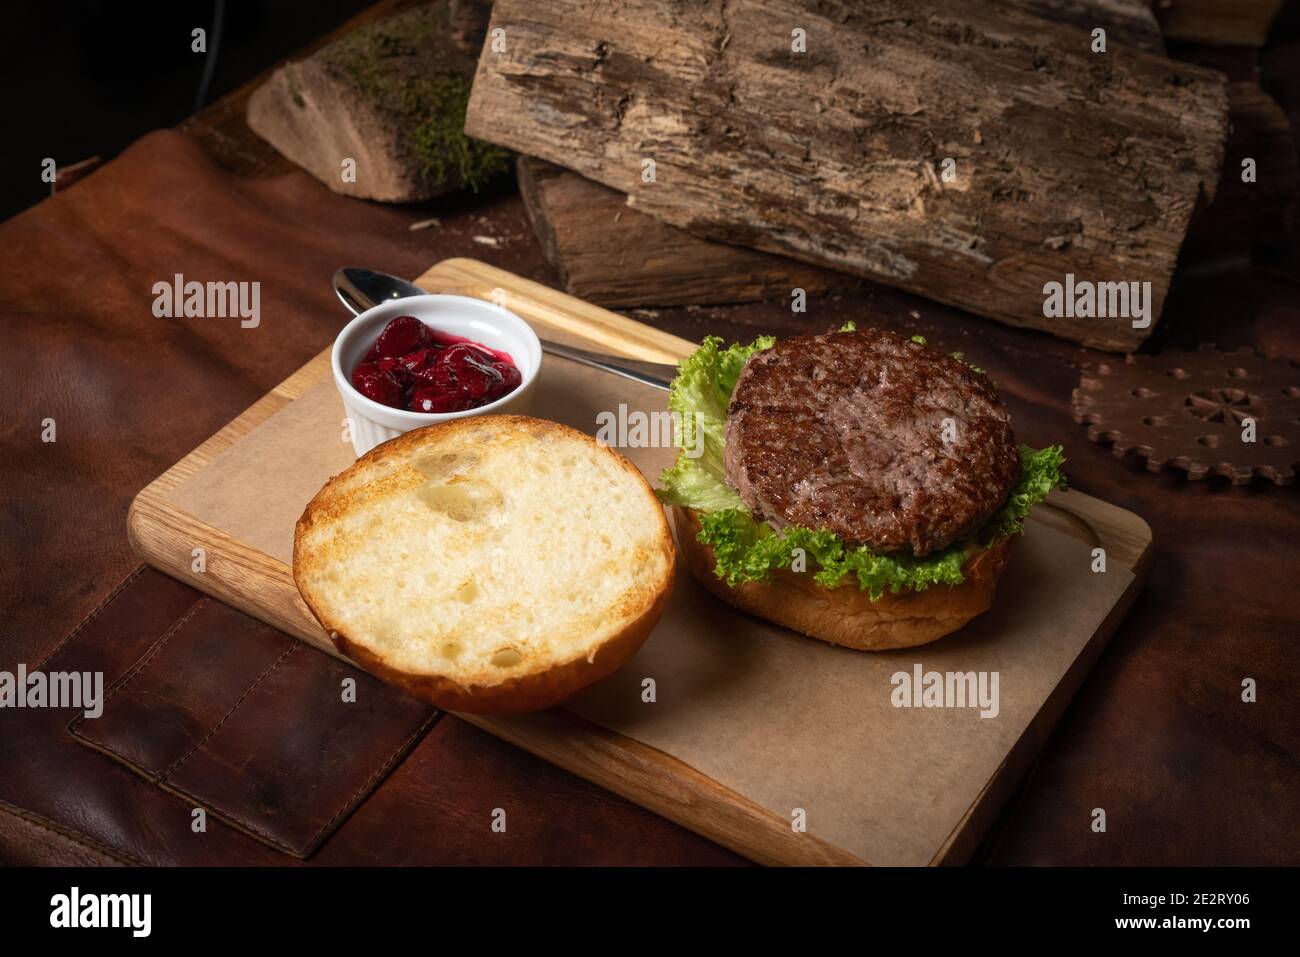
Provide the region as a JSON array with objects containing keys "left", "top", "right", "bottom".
[{"left": 333, "top": 267, "right": 677, "bottom": 391}]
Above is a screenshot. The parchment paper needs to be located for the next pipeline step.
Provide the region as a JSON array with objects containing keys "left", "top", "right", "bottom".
[{"left": 168, "top": 354, "right": 1136, "bottom": 865}]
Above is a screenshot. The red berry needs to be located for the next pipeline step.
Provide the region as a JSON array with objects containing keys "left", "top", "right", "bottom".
[
  {"left": 365, "top": 326, "right": 523, "bottom": 414},
  {"left": 373, "top": 315, "right": 428, "bottom": 358},
  {"left": 448, "top": 344, "right": 505, "bottom": 398},
  {"left": 398, "top": 348, "right": 436, "bottom": 374},
  {"left": 351, "top": 361, "right": 403, "bottom": 407},
  {"left": 409, "top": 386, "right": 473, "bottom": 414},
  {"left": 410, "top": 354, "right": 453, "bottom": 391},
  {"left": 493, "top": 360, "right": 522, "bottom": 394},
  {"left": 425, "top": 328, "right": 462, "bottom": 348}
]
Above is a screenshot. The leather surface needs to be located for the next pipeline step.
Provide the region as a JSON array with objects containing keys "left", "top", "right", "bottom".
[
  {"left": 69, "top": 596, "right": 437, "bottom": 857},
  {"left": 35, "top": 568, "right": 742, "bottom": 863},
  {"left": 0, "top": 800, "right": 136, "bottom": 867},
  {"left": 1, "top": 125, "right": 1298, "bottom": 865},
  {"left": 0, "top": 130, "right": 549, "bottom": 675}
]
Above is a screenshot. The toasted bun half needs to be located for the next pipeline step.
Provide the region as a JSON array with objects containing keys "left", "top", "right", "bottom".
[
  {"left": 294, "top": 416, "right": 675, "bottom": 713},
  {"left": 673, "top": 507, "right": 1010, "bottom": 651}
]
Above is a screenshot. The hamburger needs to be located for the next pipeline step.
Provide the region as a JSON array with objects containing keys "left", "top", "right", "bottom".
[{"left": 657, "top": 325, "right": 1066, "bottom": 650}]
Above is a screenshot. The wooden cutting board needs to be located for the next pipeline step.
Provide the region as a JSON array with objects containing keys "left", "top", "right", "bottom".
[{"left": 129, "top": 258, "right": 1153, "bottom": 866}]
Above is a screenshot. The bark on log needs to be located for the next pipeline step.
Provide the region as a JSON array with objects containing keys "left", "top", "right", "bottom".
[
  {"left": 466, "top": 0, "right": 1228, "bottom": 350},
  {"left": 515, "top": 0, "right": 1178, "bottom": 309},
  {"left": 523, "top": 82, "right": 1295, "bottom": 305},
  {"left": 1017, "top": 0, "right": 1163, "bottom": 52},
  {"left": 518, "top": 157, "right": 859, "bottom": 307},
  {"left": 248, "top": 4, "right": 510, "bottom": 202}
]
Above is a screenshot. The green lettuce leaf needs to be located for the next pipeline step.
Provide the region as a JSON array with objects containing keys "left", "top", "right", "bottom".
[
  {"left": 656, "top": 335, "right": 1066, "bottom": 598},
  {"left": 979, "top": 444, "right": 1068, "bottom": 542},
  {"left": 656, "top": 335, "right": 773, "bottom": 513},
  {"left": 695, "top": 508, "right": 970, "bottom": 599}
]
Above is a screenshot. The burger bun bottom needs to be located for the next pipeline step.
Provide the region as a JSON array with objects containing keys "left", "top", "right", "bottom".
[{"left": 673, "top": 506, "right": 1011, "bottom": 651}]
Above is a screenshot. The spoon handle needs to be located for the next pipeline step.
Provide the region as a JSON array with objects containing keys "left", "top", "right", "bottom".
[{"left": 537, "top": 340, "right": 676, "bottom": 391}]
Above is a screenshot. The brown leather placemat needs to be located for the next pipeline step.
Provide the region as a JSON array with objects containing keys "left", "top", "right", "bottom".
[
  {"left": 1, "top": 562, "right": 742, "bottom": 865},
  {"left": 0, "top": 128, "right": 742, "bottom": 866},
  {"left": 69, "top": 593, "right": 437, "bottom": 858},
  {"left": 0, "top": 128, "right": 551, "bottom": 675}
]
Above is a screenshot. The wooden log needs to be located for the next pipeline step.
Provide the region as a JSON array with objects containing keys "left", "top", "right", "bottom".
[
  {"left": 1155, "top": 0, "right": 1284, "bottom": 48},
  {"left": 1017, "top": 0, "right": 1164, "bottom": 52},
  {"left": 523, "top": 80, "right": 1297, "bottom": 301},
  {"left": 517, "top": 0, "right": 1207, "bottom": 309},
  {"left": 518, "top": 157, "right": 859, "bottom": 307},
  {"left": 247, "top": 3, "right": 510, "bottom": 202},
  {"left": 466, "top": 0, "right": 1228, "bottom": 351},
  {"left": 518, "top": 75, "right": 1295, "bottom": 300}
]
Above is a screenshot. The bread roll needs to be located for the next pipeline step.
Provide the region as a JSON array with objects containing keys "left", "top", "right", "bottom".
[
  {"left": 294, "top": 416, "right": 675, "bottom": 713},
  {"left": 673, "top": 506, "right": 1010, "bottom": 650}
]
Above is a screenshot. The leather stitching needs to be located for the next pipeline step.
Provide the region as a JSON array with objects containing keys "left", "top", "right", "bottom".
[
  {"left": 29, "top": 564, "right": 147, "bottom": 673},
  {"left": 156, "top": 708, "right": 440, "bottom": 858},
  {"left": 63, "top": 587, "right": 438, "bottom": 858},
  {"left": 0, "top": 797, "right": 147, "bottom": 867},
  {"left": 66, "top": 595, "right": 210, "bottom": 758},
  {"left": 69, "top": 631, "right": 314, "bottom": 856},
  {"left": 158, "top": 643, "right": 300, "bottom": 781},
  {"left": 156, "top": 656, "right": 439, "bottom": 857},
  {"left": 303, "top": 709, "right": 440, "bottom": 851}
]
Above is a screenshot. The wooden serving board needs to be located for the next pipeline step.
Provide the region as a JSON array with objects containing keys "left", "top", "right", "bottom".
[{"left": 130, "top": 258, "right": 1153, "bottom": 866}]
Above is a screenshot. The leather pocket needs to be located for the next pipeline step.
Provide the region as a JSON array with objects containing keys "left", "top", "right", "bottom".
[{"left": 70, "top": 596, "right": 437, "bottom": 857}]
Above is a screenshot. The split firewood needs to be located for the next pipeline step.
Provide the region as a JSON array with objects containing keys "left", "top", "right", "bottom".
[
  {"left": 248, "top": 3, "right": 510, "bottom": 203},
  {"left": 466, "top": 0, "right": 1228, "bottom": 350},
  {"left": 511, "top": 0, "right": 1207, "bottom": 310},
  {"left": 518, "top": 157, "right": 859, "bottom": 307},
  {"left": 521, "top": 80, "right": 1297, "bottom": 308}
]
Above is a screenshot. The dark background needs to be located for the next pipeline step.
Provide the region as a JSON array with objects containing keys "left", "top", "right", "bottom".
[
  {"left": 0, "top": 0, "right": 373, "bottom": 222},
  {"left": 4, "top": 1, "right": 1300, "bottom": 225}
]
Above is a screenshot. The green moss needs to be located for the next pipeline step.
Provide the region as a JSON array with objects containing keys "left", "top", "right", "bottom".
[
  {"left": 403, "top": 74, "right": 510, "bottom": 189},
  {"left": 321, "top": 6, "right": 510, "bottom": 193}
]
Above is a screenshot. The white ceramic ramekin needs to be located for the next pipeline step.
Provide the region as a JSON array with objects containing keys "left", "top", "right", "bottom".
[{"left": 332, "top": 294, "right": 541, "bottom": 457}]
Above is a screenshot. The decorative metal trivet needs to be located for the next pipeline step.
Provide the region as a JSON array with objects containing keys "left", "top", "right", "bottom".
[{"left": 1071, "top": 347, "right": 1300, "bottom": 485}]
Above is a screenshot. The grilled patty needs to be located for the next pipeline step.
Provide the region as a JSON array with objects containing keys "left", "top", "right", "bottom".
[{"left": 723, "top": 329, "right": 1020, "bottom": 556}]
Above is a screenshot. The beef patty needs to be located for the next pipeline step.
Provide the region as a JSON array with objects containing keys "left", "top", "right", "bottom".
[{"left": 723, "top": 329, "right": 1020, "bottom": 556}]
